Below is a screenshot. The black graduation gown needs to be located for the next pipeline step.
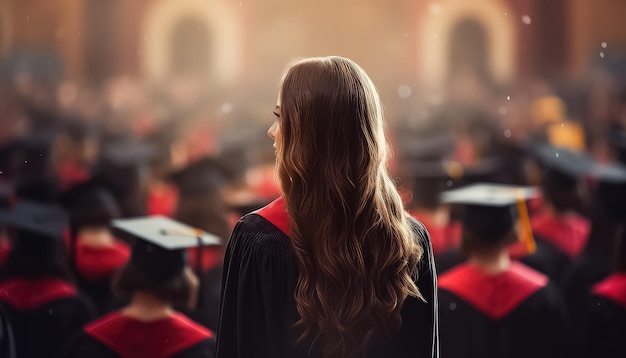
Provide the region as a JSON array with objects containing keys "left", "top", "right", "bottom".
[
  {"left": 217, "top": 197, "right": 439, "bottom": 358},
  {"left": 0, "top": 305, "right": 16, "bottom": 358},
  {"left": 582, "top": 273, "right": 626, "bottom": 358},
  {"left": 0, "top": 277, "right": 94, "bottom": 358},
  {"left": 64, "top": 311, "right": 215, "bottom": 358},
  {"left": 438, "top": 262, "right": 571, "bottom": 358}
]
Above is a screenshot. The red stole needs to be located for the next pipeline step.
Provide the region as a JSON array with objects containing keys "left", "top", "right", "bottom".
[
  {"left": 76, "top": 240, "right": 131, "bottom": 281},
  {"left": 254, "top": 197, "right": 291, "bottom": 237},
  {"left": 593, "top": 273, "right": 626, "bottom": 309},
  {"left": 146, "top": 184, "right": 179, "bottom": 216},
  {"left": 531, "top": 212, "right": 590, "bottom": 257},
  {"left": 0, "top": 278, "right": 77, "bottom": 310},
  {"left": 85, "top": 311, "right": 214, "bottom": 358},
  {"left": 188, "top": 246, "right": 223, "bottom": 272},
  {"left": 439, "top": 262, "right": 548, "bottom": 320}
]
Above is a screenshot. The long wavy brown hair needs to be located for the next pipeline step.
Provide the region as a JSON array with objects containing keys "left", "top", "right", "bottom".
[{"left": 276, "top": 56, "right": 424, "bottom": 357}]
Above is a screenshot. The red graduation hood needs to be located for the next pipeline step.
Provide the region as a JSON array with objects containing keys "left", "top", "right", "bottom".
[
  {"left": 76, "top": 240, "right": 131, "bottom": 281},
  {"left": 439, "top": 262, "right": 548, "bottom": 320},
  {"left": 531, "top": 212, "right": 590, "bottom": 258},
  {"left": 85, "top": 311, "right": 213, "bottom": 358},
  {"left": 254, "top": 196, "right": 291, "bottom": 237},
  {"left": 593, "top": 273, "right": 626, "bottom": 309},
  {"left": 0, "top": 278, "right": 77, "bottom": 310}
]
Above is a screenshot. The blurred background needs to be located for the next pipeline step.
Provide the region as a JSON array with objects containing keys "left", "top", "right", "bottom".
[
  {"left": 0, "top": 0, "right": 625, "bottom": 219},
  {"left": 0, "top": 1, "right": 625, "bottom": 355}
]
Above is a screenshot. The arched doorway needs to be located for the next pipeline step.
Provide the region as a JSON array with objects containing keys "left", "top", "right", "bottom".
[
  {"left": 142, "top": 0, "right": 242, "bottom": 85},
  {"left": 169, "top": 18, "right": 211, "bottom": 78},
  {"left": 448, "top": 19, "right": 490, "bottom": 84},
  {"left": 418, "top": 0, "right": 515, "bottom": 88}
]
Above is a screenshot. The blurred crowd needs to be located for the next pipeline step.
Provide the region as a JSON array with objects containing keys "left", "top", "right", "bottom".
[{"left": 0, "top": 52, "right": 624, "bottom": 357}]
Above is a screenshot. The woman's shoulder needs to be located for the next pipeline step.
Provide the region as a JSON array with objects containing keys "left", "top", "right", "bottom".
[
  {"left": 227, "top": 213, "right": 293, "bottom": 258},
  {"left": 407, "top": 217, "right": 432, "bottom": 249}
]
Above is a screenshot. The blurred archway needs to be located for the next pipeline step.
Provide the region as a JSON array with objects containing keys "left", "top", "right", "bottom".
[
  {"left": 169, "top": 18, "right": 211, "bottom": 78},
  {"left": 419, "top": 0, "right": 516, "bottom": 88},
  {"left": 142, "top": 0, "right": 242, "bottom": 86}
]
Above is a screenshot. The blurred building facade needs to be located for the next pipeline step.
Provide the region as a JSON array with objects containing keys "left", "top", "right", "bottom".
[{"left": 1, "top": 0, "right": 625, "bottom": 105}]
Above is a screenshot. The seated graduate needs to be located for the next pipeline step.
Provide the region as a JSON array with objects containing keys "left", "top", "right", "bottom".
[
  {"left": 59, "top": 177, "right": 130, "bottom": 314},
  {"left": 0, "top": 201, "right": 94, "bottom": 358},
  {"left": 96, "top": 140, "right": 157, "bottom": 217},
  {"left": 562, "top": 159, "right": 626, "bottom": 331},
  {"left": 581, "top": 162, "right": 626, "bottom": 358},
  {"left": 438, "top": 183, "right": 571, "bottom": 358},
  {"left": 516, "top": 145, "right": 591, "bottom": 283},
  {"left": 170, "top": 156, "right": 231, "bottom": 332},
  {"left": 64, "top": 216, "right": 219, "bottom": 358},
  {"left": 400, "top": 135, "right": 461, "bottom": 257}
]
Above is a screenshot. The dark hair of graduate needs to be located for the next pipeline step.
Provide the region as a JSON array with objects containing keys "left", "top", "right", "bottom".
[
  {"left": 2, "top": 230, "right": 74, "bottom": 282},
  {"left": 112, "top": 262, "right": 194, "bottom": 308},
  {"left": 276, "top": 56, "right": 423, "bottom": 358}
]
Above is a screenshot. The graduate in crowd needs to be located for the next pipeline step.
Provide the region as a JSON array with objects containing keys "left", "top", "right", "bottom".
[
  {"left": 65, "top": 216, "right": 218, "bottom": 358},
  {"left": 12, "top": 131, "right": 61, "bottom": 204},
  {"left": 401, "top": 135, "right": 461, "bottom": 257},
  {"left": 562, "top": 162, "right": 625, "bottom": 326},
  {"left": 581, "top": 161, "right": 626, "bottom": 358},
  {"left": 145, "top": 122, "right": 187, "bottom": 217},
  {"left": 516, "top": 144, "right": 591, "bottom": 282},
  {"left": 54, "top": 117, "right": 98, "bottom": 190},
  {"left": 217, "top": 57, "right": 438, "bottom": 358},
  {"left": 59, "top": 176, "right": 130, "bottom": 314},
  {"left": 170, "top": 156, "right": 231, "bottom": 331},
  {"left": 0, "top": 201, "right": 94, "bottom": 358},
  {"left": 438, "top": 183, "right": 571, "bottom": 358},
  {"left": 96, "top": 140, "right": 156, "bottom": 217}
]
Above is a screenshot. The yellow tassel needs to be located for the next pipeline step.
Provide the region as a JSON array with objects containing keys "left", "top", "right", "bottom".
[{"left": 517, "top": 190, "right": 536, "bottom": 254}]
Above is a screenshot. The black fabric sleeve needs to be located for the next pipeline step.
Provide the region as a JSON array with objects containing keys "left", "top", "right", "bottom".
[{"left": 216, "top": 216, "right": 294, "bottom": 358}]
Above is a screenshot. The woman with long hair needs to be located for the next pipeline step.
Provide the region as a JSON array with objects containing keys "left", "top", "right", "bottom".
[{"left": 217, "top": 57, "right": 438, "bottom": 358}]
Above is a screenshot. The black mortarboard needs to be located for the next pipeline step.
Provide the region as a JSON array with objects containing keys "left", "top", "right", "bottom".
[
  {"left": 96, "top": 140, "right": 157, "bottom": 216},
  {"left": 0, "top": 201, "right": 67, "bottom": 241},
  {"left": 169, "top": 157, "right": 228, "bottom": 198},
  {"left": 112, "top": 216, "right": 221, "bottom": 282},
  {"left": 588, "top": 161, "right": 626, "bottom": 220},
  {"left": 441, "top": 183, "right": 539, "bottom": 243},
  {"left": 532, "top": 144, "right": 593, "bottom": 188},
  {"left": 59, "top": 175, "right": 120, "bottom": 227}
]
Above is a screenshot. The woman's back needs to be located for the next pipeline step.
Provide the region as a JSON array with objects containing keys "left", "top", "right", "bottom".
[{"left": 217, "top": 199, "right": 438, "bottom": 358}]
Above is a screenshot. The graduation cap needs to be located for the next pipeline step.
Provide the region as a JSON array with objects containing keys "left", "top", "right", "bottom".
[
  {"left": 0, "top": 201, "right": 68, "bottom": 241},
  {"left": 588, "top": 161, "right": 626, "bottom": 220},
  {"left": 59, "top": 176, "right": 120, "bottom": 226},
  {"left": 112, "top": 216, "right": 221, "bottom": 282},
  {"left": 169, "top": 157, "right": 228, "bottom": 198},
  {"left": 441, "top": 183, "right": 539, "bottom": 248},
  {"left": 532, "top": 144, "right": 593, "bottom": 188}
]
